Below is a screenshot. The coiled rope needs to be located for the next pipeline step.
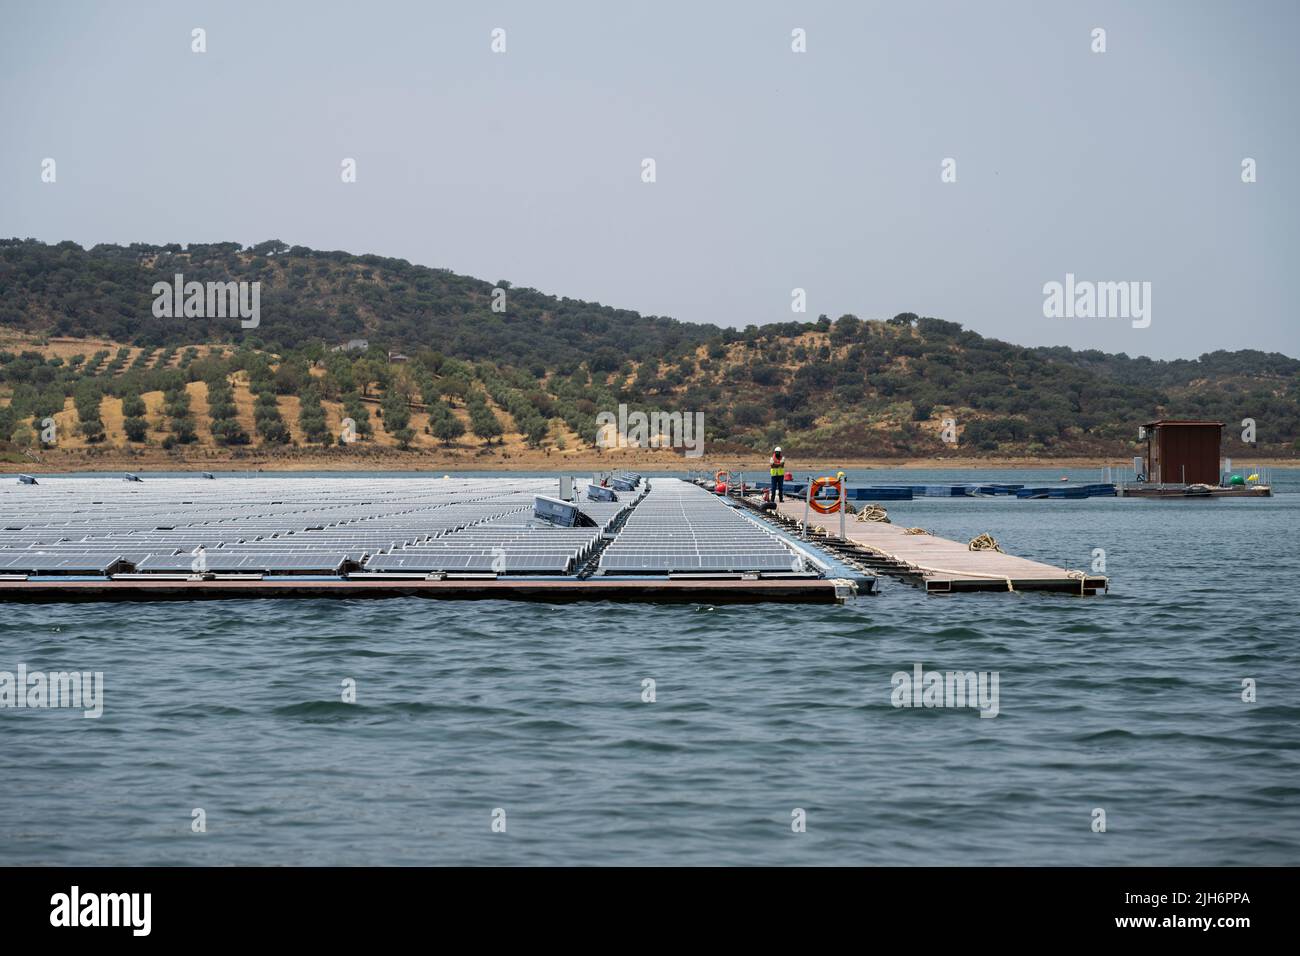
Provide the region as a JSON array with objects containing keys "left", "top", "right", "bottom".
[
  {"left": 968, "top": 533, "right": 1003, "bottom": 553},
  {"left": 902, "top": 527, "right": 930, "bottom": 535},
  {"left": 855, "top": 504, "right": 890, "bottom": 523}
]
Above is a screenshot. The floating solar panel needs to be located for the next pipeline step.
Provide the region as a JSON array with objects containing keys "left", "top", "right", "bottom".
[
  {"left": 600, "top": 551, "right": 796, "bottom": 573},
  {"left": 597, "top": 478, "right": 797, "bottom": 575},
  {"left": 136, "top": 551, "right": 353, "bottom": 574},
  {"left": 365, "top": 552, "right": 573, "bottom": 574},
  {"left": 0, "top": 475, "right": 821, "bottom": 584},
  {"left": 0, "top": 553, "right": 132, "bottom": 575}
]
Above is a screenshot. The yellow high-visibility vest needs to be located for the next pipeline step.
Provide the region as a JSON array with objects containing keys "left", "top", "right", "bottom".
[{"left": 770, "top": 458, "right": 785, "bottom": 477}]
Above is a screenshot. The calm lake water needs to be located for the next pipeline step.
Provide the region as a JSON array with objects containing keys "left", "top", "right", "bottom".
[{"left": 2, "top": 468, "right": 1298, "bottom": 866}]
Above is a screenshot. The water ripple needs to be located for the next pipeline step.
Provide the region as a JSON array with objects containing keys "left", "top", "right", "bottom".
[{"left": 2, "top": 472, "right": 1299, "bottom": 864}]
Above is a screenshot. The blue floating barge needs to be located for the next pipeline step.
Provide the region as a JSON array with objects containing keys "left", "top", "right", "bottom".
[
  {"left": 784, "top": 483, "right": 914, "bottom": 501},
  {"left": 779, "top": 481, "right": 1115, "bottom": 501}
]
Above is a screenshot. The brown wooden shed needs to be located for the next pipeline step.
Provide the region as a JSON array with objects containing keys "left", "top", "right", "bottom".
[{"left": 1142, "top": 420, "right": 1223, "bottom": 485}]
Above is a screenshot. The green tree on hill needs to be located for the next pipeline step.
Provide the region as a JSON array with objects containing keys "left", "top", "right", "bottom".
[{"left": 468, "top": 395, "right": 503, "bottom": 446}]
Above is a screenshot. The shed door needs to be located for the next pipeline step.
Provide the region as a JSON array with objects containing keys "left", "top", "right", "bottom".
[{"left": 1159, "top": 427, "right": 1219, "bottom": 484}]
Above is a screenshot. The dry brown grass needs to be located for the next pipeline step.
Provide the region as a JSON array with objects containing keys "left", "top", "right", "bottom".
[
  {"left": 186, "top": 380, "right": 212, "bottom": 443},
  {"left": 101, "top": 395, "right": 125, "bottom": 444},
  {"left": 232, "top": 374, "right": 257, "bottom": 437},
  {"left": 142, "top": 391, "right": 168, "bottom": 440},
  {"left": 277, "top": 395, "right": 304, "bottom": 444}
]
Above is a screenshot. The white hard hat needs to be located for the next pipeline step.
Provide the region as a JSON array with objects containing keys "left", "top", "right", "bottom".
[{"left": 774, "top": 446, "right": 782, "bottom": 453}]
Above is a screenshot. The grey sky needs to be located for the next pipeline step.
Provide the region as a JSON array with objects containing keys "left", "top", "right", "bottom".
[{"left": 2, "top": 0, "right": 1296, "bottom": 360}]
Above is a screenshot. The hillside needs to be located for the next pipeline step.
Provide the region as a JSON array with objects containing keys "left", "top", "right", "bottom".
[
  {"left": 0, "top": 239, "right": 708, "bottom": 372},
  {"left": 1, "top": 238, "right": 1297, "bottom": 466}
]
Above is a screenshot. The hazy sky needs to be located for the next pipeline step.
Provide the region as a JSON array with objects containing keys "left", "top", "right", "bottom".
[{"left": 2, "top": 0, "right": 1296, "bottom": 360}]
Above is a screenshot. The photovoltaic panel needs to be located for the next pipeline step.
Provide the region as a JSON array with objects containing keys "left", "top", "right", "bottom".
[
  {"left": 0, "top": 475, "right": 815, "bottom": 582},
  {"left": 597, "top": 478, "right": 797, "bottom": 574}
]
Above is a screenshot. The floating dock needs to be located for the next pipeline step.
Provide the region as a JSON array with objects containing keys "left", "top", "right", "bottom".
[
  {"left": 744, "top": 497, "right": 1106, "bottom": 594},
  {"left": 720, "top": 479, "right": 1120, "bottom": 501},
  {"left": 0, "top": 476, "right": 870, "bottom": 604},
  {"left": 1116, "top": 484, "right": 1271, "bottom": 498}
]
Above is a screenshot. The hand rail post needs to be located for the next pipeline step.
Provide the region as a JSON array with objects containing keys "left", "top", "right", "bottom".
[
  {"left": 839, "top": 477, "right": 846, "bottom": 539},
  {"left": 802, "top": 474, "right": 810, "bottom": 540}
]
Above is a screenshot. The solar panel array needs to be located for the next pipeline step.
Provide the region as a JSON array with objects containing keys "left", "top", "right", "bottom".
[
  {"left": 598, "top": 478, "right": 801, "bottom": 574},
  {"left": 0, "top": 475, "right": 805, "bottom": 580},
  {"left": 0, "top": 477, "right": 631, "bottom": 577}
]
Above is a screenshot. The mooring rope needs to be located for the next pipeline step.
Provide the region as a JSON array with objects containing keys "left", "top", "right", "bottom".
[
  {"left": 856, "top": 544, "right": 1017, "bottom": 592},
  {"left": 855, "top": 504, "right": 890, "bottom": 523},
  {"left": 968, "top": 533, "right": 1003, "bottom": 553},
  {"left": 917, "top": 566, "right": 1015, "bottom": 591},
  {"left": 902, "top": 527, "right": 930, "bottom": 535},
  {"left": 1065, "top": 569, "right": 1088, "bottom": 596}
]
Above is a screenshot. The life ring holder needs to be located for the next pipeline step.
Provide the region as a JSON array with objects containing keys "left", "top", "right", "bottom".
[{"left": 807, "top": 476, "right": 843, "bottom": 514}]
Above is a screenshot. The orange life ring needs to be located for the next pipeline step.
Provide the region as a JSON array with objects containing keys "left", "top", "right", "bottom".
[
  {"left": 807, "top": 476, "right": 843, "bottom": 514},
  {"left": 715, "top": 469, "right": 731, "bottom": 483}
]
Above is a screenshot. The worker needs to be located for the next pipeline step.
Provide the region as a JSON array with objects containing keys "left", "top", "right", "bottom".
[{"left": 769, "top": 446, "right": 787, "bottom": 503}]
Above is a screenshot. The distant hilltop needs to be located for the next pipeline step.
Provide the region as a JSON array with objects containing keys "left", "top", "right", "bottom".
[{"left": 1, "top": 238, "right": 1297, "bottom": 461}]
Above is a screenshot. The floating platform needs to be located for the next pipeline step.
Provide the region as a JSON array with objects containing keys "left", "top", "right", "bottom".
[
  {"left": 751, "top": 498, "right": 1106, "bottom": 595},
  {"left": 0, "top": 575, "right": 850, "bottom": 604},
  {"left": 782, "top": 483, "right": 915, "bottom": 501},
  {"left": 0, "top": 475, "right": 869, "bottom": 604},
  {"left": 758, "top": 481, "right": 1118, "bottom": 501},
  {"left": 1117, "top": 484, "right": 1272, "bottom": 498},
  {"left": 1015, "top": 483, "right": 1116, "bottom": 499}
]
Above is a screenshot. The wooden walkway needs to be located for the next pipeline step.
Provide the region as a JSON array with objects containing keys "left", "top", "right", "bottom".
[{"left": 767, "top": 500, "right": 1107, "bottom": 594}]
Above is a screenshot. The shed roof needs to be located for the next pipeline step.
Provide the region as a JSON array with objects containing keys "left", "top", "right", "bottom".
[{"left": 1142, "top": 420, "right": 1224, "bottom": 428}]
